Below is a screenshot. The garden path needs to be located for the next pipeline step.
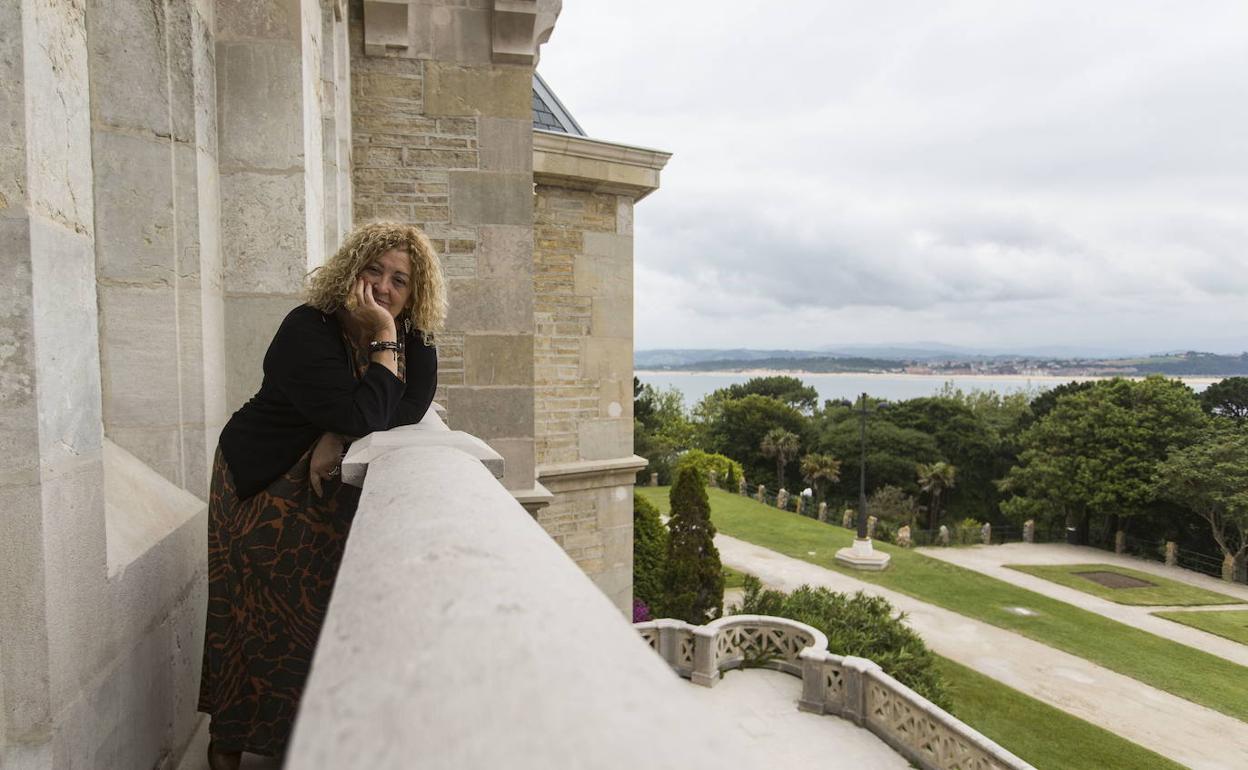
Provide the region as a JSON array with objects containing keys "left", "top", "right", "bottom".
[
  {"left": 717, "top": 534, "right": 1248, "bottom": 770},
  {"left": 916, "top": 542, "right": 1248, "bottom": 667}
]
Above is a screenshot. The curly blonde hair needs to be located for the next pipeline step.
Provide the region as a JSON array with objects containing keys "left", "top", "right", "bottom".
[{"left": 306, "top": 221, "right": 447, "bottom": 337}]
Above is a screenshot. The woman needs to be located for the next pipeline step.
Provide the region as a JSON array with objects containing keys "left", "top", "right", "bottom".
[{"left": 199, "top": 222, "right": 446, "bottom": 769}]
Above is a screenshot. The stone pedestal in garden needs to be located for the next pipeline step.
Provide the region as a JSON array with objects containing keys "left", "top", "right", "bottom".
[
  {"left": 834, "top": 538, "right": 891, "bottom": 571},
  {"left": 1165, "top": 541, "right": 1178, "bottom": 567},
  {"left": 981, "top": 523, "right": 991, "bottom": 545},
  {"left": 817, "top": 502, "right": 827, "bottom": 522},
  {"left": 756, "top": 485, "right": 766, "bottom": 504},
  {"left": 776, "top": 489, "right": 789, "bottom": 510},
  {"left": 650, "top": 472, "right": 658, "bottom": 487},
  {"left": 1023, "top": 519, "right": 1035, "bottom": 543},
  {"left": 896, "top": 525, "right": 911, "bottom": 548},
  {"left": 866, "top": 515, "right": 877, "bottom": 539},
  {"left": 738, "top": 477, "right": 747, "bottom": 496},
  {"left": 708, "top": 470, "right": 718, "bottom": 488},
  {"left": 795, "top": 495, "right": 804, "bottom": 516},
  {"left": 842, "top": 510, "right": 854, "bottom": 528},
  {"left": 938, "top": 525, "right": 950, "bottom": 546}
]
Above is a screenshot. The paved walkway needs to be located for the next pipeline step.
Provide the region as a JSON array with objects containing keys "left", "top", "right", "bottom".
[
  {"left": 717, "top": 534, "right": 1248, "bottom": 770},
  {"left": 687, "top": 668, "right": 910, "bottom": 768},
  {"left": 916, "top": 543, "right": 1248, "bottom": 667}
]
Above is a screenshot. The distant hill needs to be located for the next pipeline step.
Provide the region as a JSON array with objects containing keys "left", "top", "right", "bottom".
[{"left": 635, "top": 348, "right": 1248, "bottom": 377}]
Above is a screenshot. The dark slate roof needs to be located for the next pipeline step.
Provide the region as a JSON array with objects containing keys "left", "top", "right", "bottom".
[{"left": 532, "top": 72, "right": 586, "bottom": 136}]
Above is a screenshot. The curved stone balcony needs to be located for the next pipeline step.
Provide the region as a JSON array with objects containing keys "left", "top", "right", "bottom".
[{"left": 636, "top": 616, "right": 1034, "bottom": 770}]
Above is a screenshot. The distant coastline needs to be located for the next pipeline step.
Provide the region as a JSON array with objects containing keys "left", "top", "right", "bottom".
[{"left": 634, "top": 369, "right": 1221, "bottom": 388}]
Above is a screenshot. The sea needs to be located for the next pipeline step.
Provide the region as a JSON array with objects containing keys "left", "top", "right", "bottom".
[{"left": 634, "top": 370, "right": 1219, "bottom": 409}]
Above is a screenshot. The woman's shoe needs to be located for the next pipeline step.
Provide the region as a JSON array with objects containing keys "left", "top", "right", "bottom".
[{"left": 207, "top": 741, "right": 242, "bottom": 770}]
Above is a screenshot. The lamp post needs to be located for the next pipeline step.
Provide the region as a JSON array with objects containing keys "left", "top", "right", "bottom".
[{"left": 835, "top": 392, "right": 891, "bottom": 571}]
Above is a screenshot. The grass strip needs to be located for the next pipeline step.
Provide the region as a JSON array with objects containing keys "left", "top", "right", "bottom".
[
  {"left": 1154, "top": 609, "right": 1248, "bottom": 645},
  {"left": 1008, "top": 562, "right": 1240, "bottom": 606},
  {"left": 722, "top": 565, "right": 751, "bottom": 590},
  {"left": 638, "top": 486, "right": 1248, "bottom": 722},
  {"left": 935, "top": 656, "right": 1185, "bottom": 770}
]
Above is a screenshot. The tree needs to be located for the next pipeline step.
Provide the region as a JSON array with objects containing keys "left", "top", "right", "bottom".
[
  {"left": 869, "top": 485, "right": 921, "bottom": 527},
  {"left": 800, "top": 453, "right": 841, "bottom": 506},
  {"left": 760, "top": 428, "right": 802, "bottom": 491},
  {"left": 815, "top": 407, "right": 940, "bottom": 500},
  {"left": 889, "top": 395, "right": 998, "bottom": 520},
  {"left": 1154, "top": 429, "right": 1248, "bottom": 581},
  {"left": 1199, "top": 377, "right": 1248, "bottom": 424},
  {"left": 723, "top": 375, "right": 819, "bottom": 413},
  {"left": 661, "top": 466, "right": 724, "bottom": 623},
  {"left": 701, "top": 394, "right": 808, "bottom": 488},
  {"left": 633, "top": 493, "right": 668, "bottom": 609},
  {"left": 634, "top": 382, "right": 696, "bottom": 485},
  {"left": 917, "top": 461, "right": 957, "bottom": 529},
  {"left": 999, "top": 376, "right": 1206, "bottom": 543}
]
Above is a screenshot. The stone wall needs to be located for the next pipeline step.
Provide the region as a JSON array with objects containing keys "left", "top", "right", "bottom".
[
  {"left": 349, "top": 0, "right": 550, "bottom": 496},
  {"left": 531, "top": 133, "right": 669, "bottom": 611}
]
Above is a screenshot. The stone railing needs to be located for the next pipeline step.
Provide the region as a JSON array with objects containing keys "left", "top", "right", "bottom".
[
  {"left": 283, "top": 412, "right": 764, "bottom": 768},
  {"left": 637, "top": 616, "right": 1033, "bottom": 770}
]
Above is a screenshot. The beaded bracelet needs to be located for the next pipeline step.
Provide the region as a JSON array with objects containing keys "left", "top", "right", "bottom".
[{"left": 368, "top": 340, "right": 400, "bottom": 360}]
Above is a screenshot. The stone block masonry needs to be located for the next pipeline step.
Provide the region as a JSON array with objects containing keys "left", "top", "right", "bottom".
[{"left": 350, "top": 0, "right": 537, "bottom": 497}]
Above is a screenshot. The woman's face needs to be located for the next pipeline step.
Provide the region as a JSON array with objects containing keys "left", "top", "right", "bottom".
[{"left": 360, "top": 248, "right": 414, "bottom": 319}]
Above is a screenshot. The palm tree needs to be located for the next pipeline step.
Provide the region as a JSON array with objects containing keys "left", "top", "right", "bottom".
[
  {"left": 800, "top": 453, "right": 841, "bottom": 506},
  {"left": 760, "top": 428, "right": 801, "bottom": 491},
  {"left": 917, "top": 461, "right": 957, "bottom": 529}
]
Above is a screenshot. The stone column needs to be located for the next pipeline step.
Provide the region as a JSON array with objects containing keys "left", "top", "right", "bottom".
[
  {"left": 776, "top": 488, "right": 789, "bottom": 511},
  {"left": 866, "top": 515, "right": 877, "bottom": 539},
  {"left": 896, "top": 525, "right": 912, "bottom": 548},
  {"left": 817, "top": 502, "right": 827, "bottom": 522},
  {"left": 842, "top": 509, "right": 854, "bottom": 529},
  {"left": 938, "top": 525, "right": 950, "bottom": 546},
  {"left": 738, "top": 477, "right": 747, "bottom": 496},
  {"left": 649, "top": 472, "right": 658, "bottom": 487},
  {"left": 218, "top": 0, "right": 333, "bottom": 412},
  {"left": 1114, "top": 530, "right": 1126, "bottom": 554},
  {"left": 756, "top": 485, "right": 766, "bottom": 504},
  {"left": 88, "top": 0, "right": 227, "bottom": 498},
  {"left": 1023, "top": 519, "right": 1035, "bottom": 543},
  {"left": 1165, "top": 541, "right": 1178, "bottom": 567},
  {"left": 981, "top": 522, "right": 992, "bottom": 545}
]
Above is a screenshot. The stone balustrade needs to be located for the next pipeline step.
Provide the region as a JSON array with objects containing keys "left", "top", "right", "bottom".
[
  {"left": 637, "top": 616, "right": 1033, "bottom": 770},
  {"left": 285, "top": 418, "right": 762, "bottom": 769}
]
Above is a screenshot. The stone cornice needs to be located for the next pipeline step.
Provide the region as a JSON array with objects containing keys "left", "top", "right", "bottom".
[
  {"left": 537, "top": 455, "right": 649, "bottom": 491},
  {"left": 533, "top": 130, "right": 672, "bottom": 201},
  {"left": 493, "top": 0, "right": 561, "bottom": 65}
]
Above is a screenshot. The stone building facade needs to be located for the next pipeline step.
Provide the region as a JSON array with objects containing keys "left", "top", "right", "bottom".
[{"left": 0, "top": 0, "right": 665, "bottom": 767}]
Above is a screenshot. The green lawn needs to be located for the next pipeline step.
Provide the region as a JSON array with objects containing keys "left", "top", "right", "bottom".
[
  {"left": 1007, "top": 563, "right": 1240, "bottom": 606},
  {"left": 935, "top": 657, "right": 1185, "bottom": 770},
  {"left": 639, "top": 486, "right": 1248, "bottom": 722},
  {"left": 1154, "top": 609, "right": 1248, "bottom": 645},
  {"left": 722, "top": 565, "right": 751, "bottom": 590}
]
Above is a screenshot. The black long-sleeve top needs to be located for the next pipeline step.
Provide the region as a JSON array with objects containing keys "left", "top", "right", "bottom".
[{"left": 219, "top": 304, "right": 437, "bottom": 500}]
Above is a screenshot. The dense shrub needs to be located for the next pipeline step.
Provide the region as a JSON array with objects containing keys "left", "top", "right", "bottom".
[
  {"left": 734, "top": 576, "right": 951, "bottom": 710},
  {"left": 953, "top": 517, "right": 984, "bottom": 545},
  {"left": 633, "top": 492, "right": 667, "bottom": 608},
  {"left": 660, "top": 466, "right": 724, "bottom": 623},
  {"left": 674, "top": 449, "right": 745, "bottom": 490}
]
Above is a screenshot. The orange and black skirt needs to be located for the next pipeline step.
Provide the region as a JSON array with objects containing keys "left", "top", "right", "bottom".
[{"left": 197, "top": 445, "right": 360, "bottom": 756}]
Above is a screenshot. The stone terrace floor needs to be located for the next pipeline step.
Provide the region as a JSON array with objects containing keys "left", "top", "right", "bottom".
[{"left": 685, "top": 668, "right": 910, "bottom": 768}]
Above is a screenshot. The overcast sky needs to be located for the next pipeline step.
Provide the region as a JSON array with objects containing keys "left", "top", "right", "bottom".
[{"left": 537, "top": 1, "right": 1248, "bottom": 355}]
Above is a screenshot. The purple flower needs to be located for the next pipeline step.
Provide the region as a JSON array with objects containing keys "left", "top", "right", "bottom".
[{"left": 633, "top": 598, "right": 652, "bottom": 622}]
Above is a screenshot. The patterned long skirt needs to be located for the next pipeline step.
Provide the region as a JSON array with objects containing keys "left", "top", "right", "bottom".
[{"left": 197, "top": 445, "right": 360, "bottom": 756}]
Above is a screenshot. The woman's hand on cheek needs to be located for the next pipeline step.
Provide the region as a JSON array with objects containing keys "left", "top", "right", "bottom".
[{"left": 347, "top": 278, "right": 396, "bottom": 338}]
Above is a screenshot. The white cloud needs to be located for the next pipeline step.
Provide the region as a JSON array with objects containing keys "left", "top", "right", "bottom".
[{"left": 539, "top": 0, "right": 1248, "bottom": 353}]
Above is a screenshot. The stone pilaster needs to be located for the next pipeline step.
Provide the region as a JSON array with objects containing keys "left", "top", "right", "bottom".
[
  {"left": 350, "top": 0, "right": 552, "bottom": 500},
  {"left": 217, "top": 0, "right": 338, "bottom": 411}
]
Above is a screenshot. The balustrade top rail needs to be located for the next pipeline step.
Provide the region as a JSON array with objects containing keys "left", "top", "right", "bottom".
[{"left": 285, "top": 421, "right": 765, "bottom": 769}]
